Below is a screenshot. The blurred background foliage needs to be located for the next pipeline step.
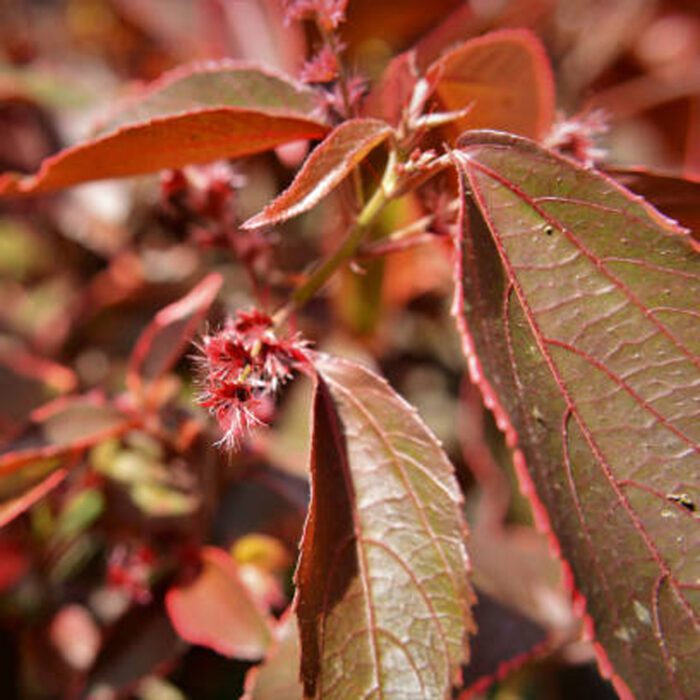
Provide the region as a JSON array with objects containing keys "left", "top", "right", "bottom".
[{"left": 0, "top": 1, "right": 697, "bottom": 698}]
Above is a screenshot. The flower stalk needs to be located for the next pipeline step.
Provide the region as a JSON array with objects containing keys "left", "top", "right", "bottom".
[{"left": 273, "top": 147, "right": 399, "bottom": 327}]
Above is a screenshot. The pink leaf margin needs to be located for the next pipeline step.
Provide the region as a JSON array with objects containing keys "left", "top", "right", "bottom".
[
  {"left": 0, "top": 60, "right": 329, "bottom": 196},
  {"left": 0, "top": 393, "right": 134, "bottom": 476},
  {"left": 93, "top": 59, "right": 324, "bottom": 134},
  {"left": 242, "top": 118, "right": 394, "bottom": 230}
]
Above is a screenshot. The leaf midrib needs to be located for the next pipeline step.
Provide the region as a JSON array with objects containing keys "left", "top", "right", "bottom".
[
  {"left": 466, "top": 156, "right": 700, "bottom": 373},
  {"left": 324, "top": 370, "right": 460, "bottom": 691}
]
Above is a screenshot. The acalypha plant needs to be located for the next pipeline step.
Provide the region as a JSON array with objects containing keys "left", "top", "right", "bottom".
[{"left": 0, "top": 1, "right": 697, "bottom": 698}]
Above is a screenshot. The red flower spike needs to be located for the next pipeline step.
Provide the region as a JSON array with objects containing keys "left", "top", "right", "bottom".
[
  {"left": 283, "top": 0, "right": 348, "bottom": 31},
  {"left": 300, "top": 45, "right": 340, "bottom": 84},
  {"left": 196, "top": 310, "right": 310, "bottom": 449}
]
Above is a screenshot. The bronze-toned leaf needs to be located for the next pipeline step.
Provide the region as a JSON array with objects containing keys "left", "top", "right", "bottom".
[
  {"left": 453, "top": 130, "right": 700, "bottom": 699},
  {"left": 295, "top": 354, "right": 474, "bottom": 699}
]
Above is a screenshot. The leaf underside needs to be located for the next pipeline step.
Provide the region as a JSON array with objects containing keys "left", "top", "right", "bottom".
[
  {"left": 453, "top": 131, "right": 700, "bottom": 699},
  {"left": 0, "top": 63, "right": 327, "bottom": 195},
  {"left": 295, "top": 354, "right": 473, "bottom": 699},
  {"left": 244, "top": 118, "right": 393, "bottom": 229}
]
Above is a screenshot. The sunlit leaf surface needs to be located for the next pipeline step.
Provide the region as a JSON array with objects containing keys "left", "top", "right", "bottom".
[
  {"left": 453, "top": 131, "right": 700, "bottom": 699},
  {"left": 426, "top": 29, "right": 555, "bottom": 141},
  {"left": 295, "top": 354, "right": 473, "bottom": 699}
]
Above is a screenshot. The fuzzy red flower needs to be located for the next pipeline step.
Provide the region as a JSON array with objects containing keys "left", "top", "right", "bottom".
[
  {"left": 283, "top": 0, "right": 348, "bottom": 31},
  {"left": 300, "top": 45, "right": 340, "bottom": 83},
  {"left": 196, "top": 310, "right": 310, "bottom": 449}
]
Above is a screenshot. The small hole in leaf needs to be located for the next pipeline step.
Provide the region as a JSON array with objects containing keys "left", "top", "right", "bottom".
[{"left": 543, "top": 225, "right": 554, "bottom": 236}]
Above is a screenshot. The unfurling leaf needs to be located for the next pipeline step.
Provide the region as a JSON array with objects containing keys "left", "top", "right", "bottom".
[
  {"left": 165, "top": 546, "right": 273, "bottom": 660},
  {"left": 453, "top": 131, "right": 700, "bottom": 699},
  {"left": 0, "top": 62, "right": 328, "bottom": 195},
  {"left": 426, "top": 29, "right": 555, "bottom": 141},
  {"left": 243, "top": 119, "right": 393, "bottom": 229},
  {"left": 295, "top": 354, "right": 474, "bottom": 699}
]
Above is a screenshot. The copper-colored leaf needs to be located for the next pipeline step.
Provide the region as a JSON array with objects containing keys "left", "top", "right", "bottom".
[
  {"left": 344, "top": 0, "right": 463, "bottom": 60},
  {"left": 453, "top": 131, "right": 700, "bottom": 699},
  {"left": 0, "top": 62, "right": 328, "bottom": 195},
  {"left": 127, "top": 272, "right": 222, "bottom": 398},
  {"left": 243, "top": 118, "right": 393, "bottom": 229},
  {"left": 426, "top": 29, "right": 555, "bottom": 140},
  {"left": 165, "top": 546, "right": 273, "bottom": 660},
  {"left": 295, "top": 354, "right": 473, "bottom": 699},
  {"left": 363, "top": 51, "right": 418, "bottom": 127}
]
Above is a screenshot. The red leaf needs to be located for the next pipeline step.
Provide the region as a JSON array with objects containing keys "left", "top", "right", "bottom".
[
  {"left": 363, "top": 50, "right": 418, "bottom": 127},
  {"left": 453, "top": 131, "right": 700, "bottom": 699},
  {"left": 295, "top": 354, "right": 474, "bottom": 698},
  {"left": 426, "top": 29, "right": 555, "bottom": 141},
  {"left": 127, "top": 272, "right": 222, "bottom": 399},
  {"left": 165, "top": 546, "right": 273, "bottom": 660},
  {"left": 0, "top": 62, "right": 328, "bottom": 195},
  {"left": 243, "top": 118, "right": 393, "bottom": 229}
]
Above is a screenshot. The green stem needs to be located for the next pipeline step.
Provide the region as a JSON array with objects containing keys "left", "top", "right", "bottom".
[{"left": 273, "top": 150, "right": 398, "bottom": 327}]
